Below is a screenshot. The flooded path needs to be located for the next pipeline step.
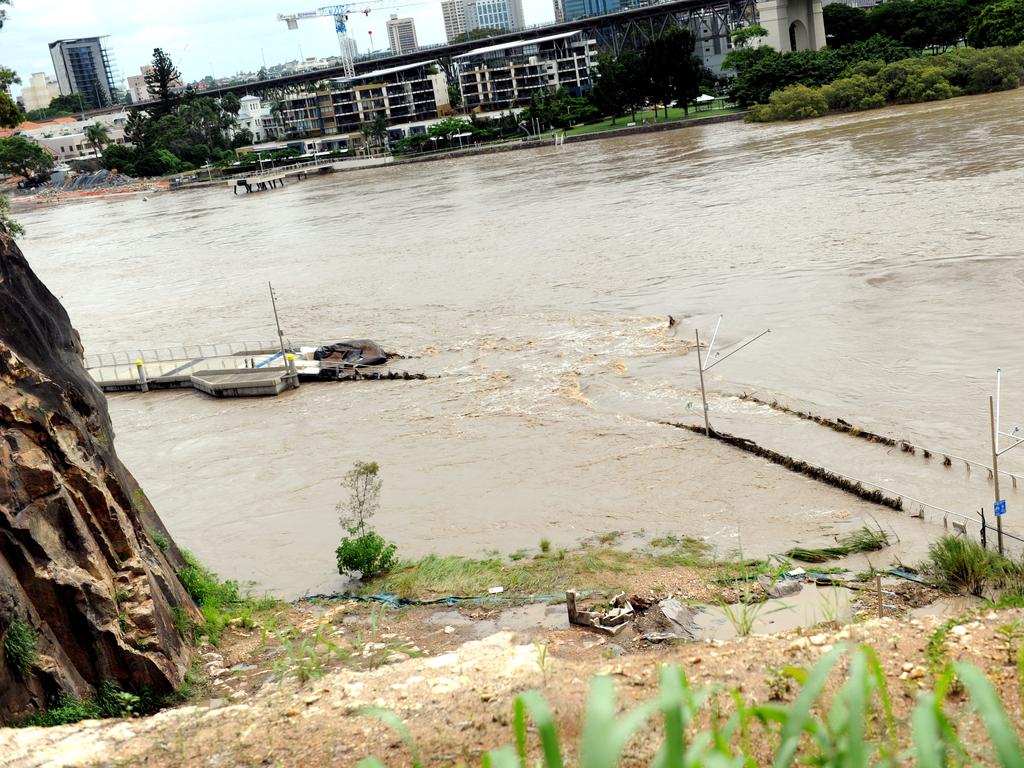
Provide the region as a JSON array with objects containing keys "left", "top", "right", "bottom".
[{"left": 17, "top": 89, "right": 1024, "bottom": 597}]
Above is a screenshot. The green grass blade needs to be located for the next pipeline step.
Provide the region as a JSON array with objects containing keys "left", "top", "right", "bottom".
[
  {"left": 773, "top": 645, "right": 845, "bottom": 768},
  {"left": 357, "top": 706, "right": 423, "bottom": 768},
  {"left": 580, "top": 675, "right": 659, "bottom": 768},
  {"left": 355, "top": 759, "right": 387, "bottom": 768},
  {"left": 860, "top": 645, "right": 897, "bottom": 758},
  {"left": 482, "top": 746, "right": 523, "bottom": 768},
  {"left": 514, "top": 696, "right": 528, "bottom": 766},
  {"left": 911, "top": 693, "right": 944, "bottom": 768},
  {"left": 955, "top": 662, "right": 1024, "bottom": 767},
  {"left": 839, "top": 650, "right": 867, "bottom": 768},
  {"left": 659, "top": 665, "right": 686, "bottom": 767},
  {"left": 517, "top": 690, "right": 564, "bottom": 768}
]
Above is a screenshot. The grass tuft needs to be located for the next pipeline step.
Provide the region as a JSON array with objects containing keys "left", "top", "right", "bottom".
[{"left": 3, "top": 618, "right": 38, "bottom": 679}]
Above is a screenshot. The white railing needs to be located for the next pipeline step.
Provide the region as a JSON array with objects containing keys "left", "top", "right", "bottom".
[{"left": 84, "top": 341, "right": 289, "bottom": 370}]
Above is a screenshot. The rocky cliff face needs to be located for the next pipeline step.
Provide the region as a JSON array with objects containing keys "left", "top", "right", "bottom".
[{"left": 0, "top": 229, "right": 198, "bottom": 720}]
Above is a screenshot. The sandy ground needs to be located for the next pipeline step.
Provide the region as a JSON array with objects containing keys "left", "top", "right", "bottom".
[{"left": 3, "top": 578, "right": 1019, "bottom": 768}]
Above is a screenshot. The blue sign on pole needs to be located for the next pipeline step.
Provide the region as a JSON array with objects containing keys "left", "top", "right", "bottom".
[{"left": 996, "top": 499, "right": 1007, "bottom": 517}]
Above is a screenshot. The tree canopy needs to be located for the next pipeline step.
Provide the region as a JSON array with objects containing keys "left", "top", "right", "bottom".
[
  {"left": 0, "top": 136, "right": 55, "bottom": 180},
  {"left": 969, "top": 0, "right": 1024, "bottom": 46},
  {"left": 144, "top": 48, "right": 182, "bottom": 116}
]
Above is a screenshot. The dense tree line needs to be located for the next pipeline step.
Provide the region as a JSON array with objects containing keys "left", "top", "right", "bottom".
[
  {"left": 748, "top": 44, "right": 1024, "bottom": 120},
  {"left": 100, "top": 49, "right": 244, "bottom": 176},
  {"left": 728, "top": 0, "right": 1024, "bottom": 109},
  {"left": 590, "top": 27, "right": 709, "bottom": 123}
]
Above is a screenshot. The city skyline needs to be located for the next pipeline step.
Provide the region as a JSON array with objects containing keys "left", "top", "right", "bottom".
[{"left": 3, "top": 0, "right": 557, "bottom": 100}]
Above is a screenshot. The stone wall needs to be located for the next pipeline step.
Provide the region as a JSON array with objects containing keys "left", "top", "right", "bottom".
[{"left": 0, "top": 228, "right": 199, "bottom": 720}]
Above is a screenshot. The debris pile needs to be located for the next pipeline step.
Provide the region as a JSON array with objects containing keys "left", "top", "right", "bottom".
[{"left": 53, "top": 169, "right": 136, "bottom": 191}]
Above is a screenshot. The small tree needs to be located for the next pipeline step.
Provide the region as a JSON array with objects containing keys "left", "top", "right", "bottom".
[
  {"left": 85, "top": 123, "right": 110, "bottom": 157},
  {"left": 145, "top": 48, "right": 181, "bottom": 117},
  {"left": 335, "top": 461, "right": 397, "bottom": 578},
  {"left": 0, "top": 136, "right": 55, "bottom": 180}
]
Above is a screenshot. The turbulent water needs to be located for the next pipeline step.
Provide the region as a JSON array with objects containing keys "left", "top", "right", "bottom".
[{"left": 19, "top": 89, "right": 1024, "bottom": 596}]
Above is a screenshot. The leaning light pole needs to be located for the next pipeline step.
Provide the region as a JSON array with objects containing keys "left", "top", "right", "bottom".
[
  {"left": 990, "top": 368, "right": 1024, "bottom": 555},
  {"left": 694, "top": 315, "right": 770, "bottom": 436}
]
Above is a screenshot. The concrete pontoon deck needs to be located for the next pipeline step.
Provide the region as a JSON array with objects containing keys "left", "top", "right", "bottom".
[{"left": 84, "top": 341, "right": 426, "bottom": 398}]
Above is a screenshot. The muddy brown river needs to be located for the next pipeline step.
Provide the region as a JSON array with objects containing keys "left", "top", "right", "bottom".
[{"left": 18, "top": 89, "right": 1024, "bottom": 597}]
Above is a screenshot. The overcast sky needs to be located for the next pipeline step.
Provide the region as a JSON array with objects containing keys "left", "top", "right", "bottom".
[{"left": 2, "top": 0, "right": 556, "bottom": 97}]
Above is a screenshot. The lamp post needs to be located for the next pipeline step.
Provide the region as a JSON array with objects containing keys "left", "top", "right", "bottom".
[{"left": 990, "top": 369, "right": 1024, "bottom": 555}]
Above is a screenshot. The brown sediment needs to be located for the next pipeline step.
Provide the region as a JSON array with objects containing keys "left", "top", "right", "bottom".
[{"left": 664, "top": 421, "right": 904, "bottom": 512}]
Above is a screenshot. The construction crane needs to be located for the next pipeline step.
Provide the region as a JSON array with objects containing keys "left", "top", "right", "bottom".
[{"left": 277, "top": 4, "right": 379, "bottom": 79}]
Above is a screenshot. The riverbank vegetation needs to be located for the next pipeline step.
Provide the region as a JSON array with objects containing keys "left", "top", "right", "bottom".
[
  {"left": 923, "top": 534, "right": 1024, "bottom": 598},
  {"left": 747, "top": 45, "right": 1024, "bottom": 121},
  {"left": 362, "top": 535, "right": 762, "bottom": 600},
  {"left": 736, "top": 0, "right": 1024, "bottom": 121},
  {"left": 97, "top": 48, "right": 249, "bottom": 177}
]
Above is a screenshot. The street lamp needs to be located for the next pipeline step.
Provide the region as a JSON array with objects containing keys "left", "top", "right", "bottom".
[{"left": 989, "top": 369, "right": 1023, "bottom": 554}]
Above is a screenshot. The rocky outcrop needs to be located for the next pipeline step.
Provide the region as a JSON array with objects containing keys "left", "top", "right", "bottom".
[{"left": 0, "top": 228, "right": 198, "bottom": 720}]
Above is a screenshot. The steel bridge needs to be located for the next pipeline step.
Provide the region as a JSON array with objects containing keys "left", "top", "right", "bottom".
[{"left": 199, "top": 0, "right": 757, "bottom": 100}]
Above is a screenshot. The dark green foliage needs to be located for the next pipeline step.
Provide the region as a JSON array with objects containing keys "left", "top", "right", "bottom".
[
  {"left": 971, "top": 0, "right": 1024, "bottom": 47},
  {"left": 522, "top": 87, "right": 599, "bottom": 129},
  {"left": 3, "top": 618, "right": 38, "bottom": 678},
  {"left": 824, "top": 3, "right": 870, "bottom": 47},
  {"left": 0, "top": 136, "right": 55, "bottom": 180},
  {"left": 643, "top": 26, "right": 706, "bottom": 117},
  {"left": 18, "top": 695, "right": 102, "bottom": 727},
  {"left": 747, "top": 45, "right": 1024, "bottom": 120},
  {"left": 336, "top": 531, "right": 398, "bottom": 578},
  {"left": 144, "top": 47, "right": 181, "bottom": 116}
]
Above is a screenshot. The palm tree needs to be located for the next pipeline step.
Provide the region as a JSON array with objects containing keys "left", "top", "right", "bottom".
[{"left": 85, "top": 122, "right": 110, "bottom": 159}]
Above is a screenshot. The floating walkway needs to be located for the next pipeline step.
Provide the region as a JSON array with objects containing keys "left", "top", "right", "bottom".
[{"left": 84, "top": 341, "right": 425, "bottom": 398}]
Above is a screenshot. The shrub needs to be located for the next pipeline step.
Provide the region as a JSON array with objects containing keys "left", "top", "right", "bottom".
[
  {"left": 3, "top": 618, "right": 38, "bottom": 678},
  {"left": 748, "top": 83, "right": 830, "bottom": 121},
  {"left": 925, "top": 535, "right": 996, "bottom": 596},
  {"left": 336, "top": 532, "right": 398, "bottom": 578},
  {"left": 19, "top": 695, "right": 101, "bottom": 727},
  {"left": 336, "top": 461, "right": 397, "bottom": 579},
  {"left": 823, "top": 73, "right": 885, "bottom": 111},
  {"left": 176, "top": 550, "right": 240, "bottom": 644}
]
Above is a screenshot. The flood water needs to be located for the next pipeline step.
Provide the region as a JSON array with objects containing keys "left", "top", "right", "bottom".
[{"left": 18, "top": 89, "right": 1024, "bottom": 597}]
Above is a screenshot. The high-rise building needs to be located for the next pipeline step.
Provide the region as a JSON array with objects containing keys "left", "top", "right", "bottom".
[
  {"left": 386, "top": 15, "right": 419, "bottom": 54},
  {"left": 553, "top": 0, "right": 566, "bottom": 23},
  {"left": 49, "top": 37, "right": 118, "bottom": 107},
  {"left": 441, "top": 0, "right": 467, "bottom": 42},
  {"left": 463, "top": 0, "right": 525, "bottom": 32},
  {"left": 20, "top": 72, "right": 61, "bottom": 112},
  {"left": 562, "top": 0, "right": 622, "bottom": 21}
]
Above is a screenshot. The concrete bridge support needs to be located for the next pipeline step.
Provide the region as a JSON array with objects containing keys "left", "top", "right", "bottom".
[{"left": 758, "top": 0, "right": 826, "bottom": 52}]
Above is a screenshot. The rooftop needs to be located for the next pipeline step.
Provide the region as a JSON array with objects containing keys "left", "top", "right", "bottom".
[{"left": 453, "top": 30, "right": 582, "bottom": 59}]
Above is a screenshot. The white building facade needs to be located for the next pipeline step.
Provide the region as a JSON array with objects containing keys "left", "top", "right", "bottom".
[
  {"left": 455, "top": 31, "right": 597, "bottom": 112},
  {"left": 17, "top": 111, "right": 129, "bottom": 162},
  {"left": 21, "top": 73, "right": 61, "bottom": 112},
  {"left": 233, "top": 95, "right": 284, "bottom": 143},
  {"left": 386, "top": 15, "right": 419, "bottom": 54},
  {"left": 441, "top": 0, "right": 467, "bottom": 42}
]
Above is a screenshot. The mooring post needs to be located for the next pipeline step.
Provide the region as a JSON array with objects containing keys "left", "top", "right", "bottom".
[
  {"left": 134, "top": 359, "right": 149, "bottom": 393},
  {"left": 695, "top": 329, "right": 710, "bottom": 437}
]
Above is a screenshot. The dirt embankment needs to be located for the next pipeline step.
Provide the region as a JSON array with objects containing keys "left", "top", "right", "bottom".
[{"left": 2, "top": 592, "right": 1021, "bottom": 767}]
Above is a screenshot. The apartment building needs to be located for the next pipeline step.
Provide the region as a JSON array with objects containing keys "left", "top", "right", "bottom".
[
  {"left": 455, "top": 30, "right": 597, "bottom": 112},
  {"left": 279, "top": 62, "right": 449, "bottom": 138},
  {"left": 386, "top": 15, "right": 419, "bottom": 54}
]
